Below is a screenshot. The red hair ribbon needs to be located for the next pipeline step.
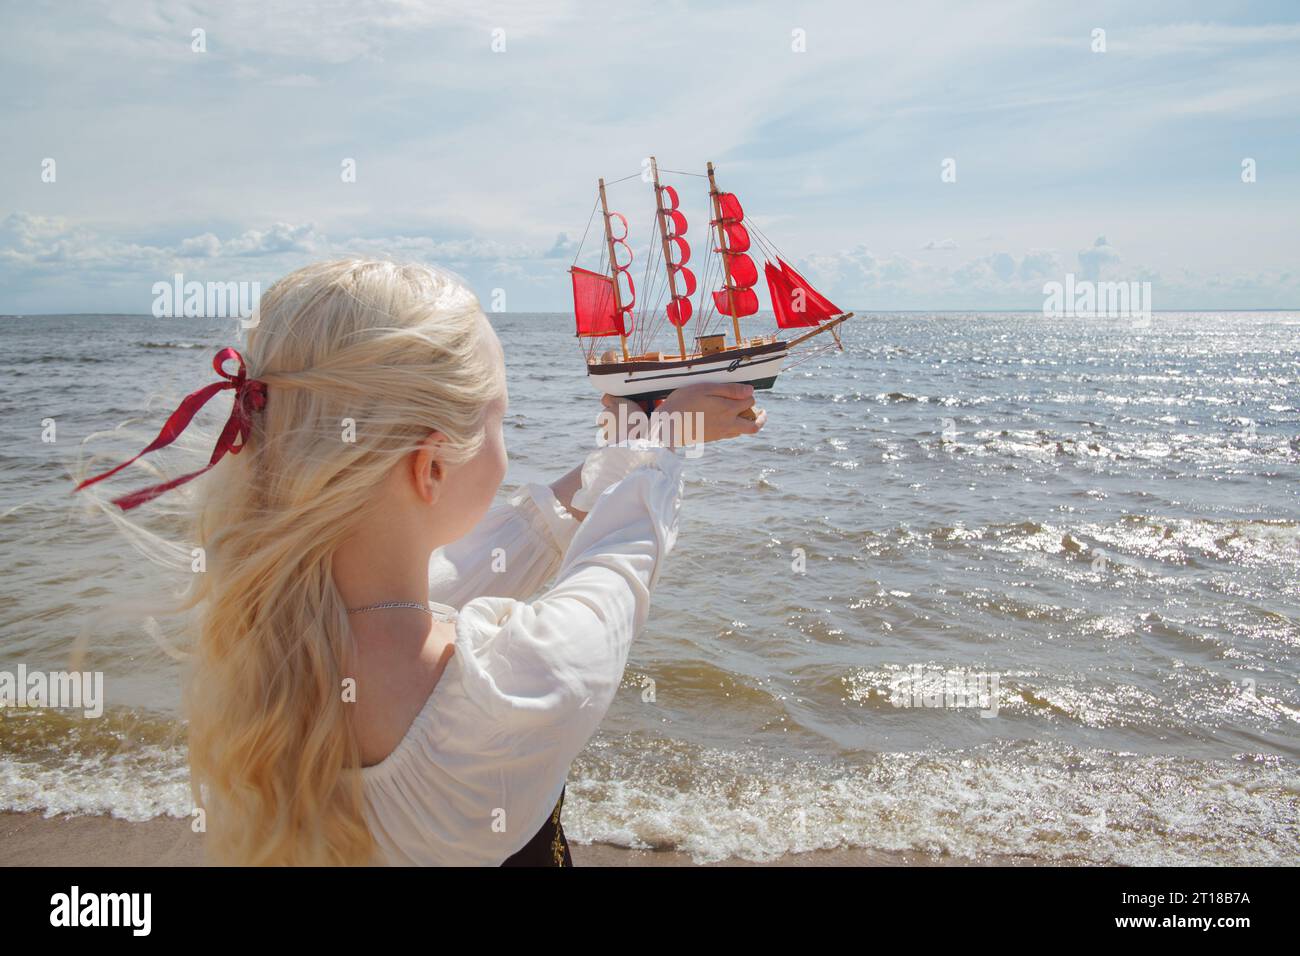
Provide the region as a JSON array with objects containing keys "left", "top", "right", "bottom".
[{"left": 74, "top": 347, "right": 267, "bottom": 511}]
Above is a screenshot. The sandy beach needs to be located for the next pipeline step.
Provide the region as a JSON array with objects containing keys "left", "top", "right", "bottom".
[{"left": 0, "top": 811, "right": 1053, "bottom": 867}]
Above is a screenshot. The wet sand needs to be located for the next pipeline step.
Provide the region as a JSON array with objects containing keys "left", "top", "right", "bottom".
[{"left": 0, "top": 811, "right": 1051, "bottom": 866}]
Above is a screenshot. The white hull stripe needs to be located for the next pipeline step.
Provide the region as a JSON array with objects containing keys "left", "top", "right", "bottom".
[{"left": 588, "top": 351, "right": 788, "bottom": 395}]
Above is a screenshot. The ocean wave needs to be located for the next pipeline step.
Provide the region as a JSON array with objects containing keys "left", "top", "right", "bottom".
[
  {"left": 825, "top": 516, "right": 1300, "bottom": 581},
  {"left": 11, "top": 705, "right": 1290, "bottom": 867},
  {"left": 928, "top": 426, "right": 1300, "bottom": 468},
  {"left": 840, "top": 664, "right": 1300, "bottom": 733},
  {"left": 566, "top": 737, "right": 1300, "bottom": 865},
  {"left": 1082, "top": 515, "right": 1300, "bottom": 568},
  {"left": 0, "top": 709, "right": 190, "bottom": 821},
  {"left": 10, "top": 354, "right": 113, "bottom": 365}
]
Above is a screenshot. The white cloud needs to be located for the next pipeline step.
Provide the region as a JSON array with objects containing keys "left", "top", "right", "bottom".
[
  {"left": 2, "top": 213, "right": 1296, "bottom": 313},
  {"left": 1109, "top": 21, "right": 1300, "bottom": 55},
  {"left": 0, "top": 213, "right": 166, "bottom": 268},
  {"left": 1077, "top": 237, "right": 1121, "bottom": 281},
  {"left": 0, "top": 216, "right": 552, "bottom": 269},
  {"left": 1018, "top": 250, "right": 1060, "bottom": 281},
  {"left": 176, "top": 225, "right": 326, "bottom": 259}
]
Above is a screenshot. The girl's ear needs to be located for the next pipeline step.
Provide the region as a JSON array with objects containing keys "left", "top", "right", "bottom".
[{"left": 411, "top": 431, "right": 447, "bottom": 504}]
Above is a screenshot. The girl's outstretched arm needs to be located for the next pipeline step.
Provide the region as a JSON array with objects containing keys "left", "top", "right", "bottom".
[{"left": 430, "top": 384, "right": 763, "bottom": 606}]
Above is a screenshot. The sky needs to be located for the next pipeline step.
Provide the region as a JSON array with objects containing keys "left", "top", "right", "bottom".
[{"left": 1, "top": 0, "right": 1298, "bottom": 314}]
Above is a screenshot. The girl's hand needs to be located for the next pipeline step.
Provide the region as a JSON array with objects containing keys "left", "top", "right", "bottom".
[{"left": 600, "top": 383, "right": 766, "bottom": 446}]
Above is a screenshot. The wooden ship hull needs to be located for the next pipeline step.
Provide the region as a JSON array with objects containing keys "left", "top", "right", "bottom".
[
  {"left": 588, "top": 337, "right": 787, "bottom": 403},
  {"left": 586, "top": 312, "right": 852, "bottom": 407}
]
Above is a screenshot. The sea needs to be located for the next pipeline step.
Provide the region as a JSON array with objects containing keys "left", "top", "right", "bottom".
[{"left": 1, "top": 311, "right": 1297, "bottom": 864}]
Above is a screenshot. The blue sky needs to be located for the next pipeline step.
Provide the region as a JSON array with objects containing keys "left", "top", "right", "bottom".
[{"left": 1, "top": 0, "right": 1297, "bottom": 314}]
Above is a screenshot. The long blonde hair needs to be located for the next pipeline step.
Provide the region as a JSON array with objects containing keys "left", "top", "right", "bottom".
[{"left": 90, "top": 259, "right": 504, "bottom": 864}]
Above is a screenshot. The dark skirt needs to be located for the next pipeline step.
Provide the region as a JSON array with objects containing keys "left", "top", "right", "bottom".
[{"left": 500, "top": 785, "right": 573, "bottom": 866}]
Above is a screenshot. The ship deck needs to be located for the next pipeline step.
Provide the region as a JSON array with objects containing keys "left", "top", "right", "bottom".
[{"left": 588, "top": 333, "right": 782, "bottom": 368}]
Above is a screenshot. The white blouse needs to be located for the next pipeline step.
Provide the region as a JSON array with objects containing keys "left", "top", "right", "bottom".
[{"left": 359, "top": 438, "right": 686, "bottom": 865}]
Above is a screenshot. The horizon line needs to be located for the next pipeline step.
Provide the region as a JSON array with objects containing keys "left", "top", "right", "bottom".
[{"left": 3, "top": 308, "right": 1299, "bottom": 319}]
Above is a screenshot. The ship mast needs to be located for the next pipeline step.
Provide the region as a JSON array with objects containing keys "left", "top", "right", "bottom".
[
  {"left": 707, "top": 161, "right": 743, "bottom": 348},
  {"left": 650, "top": 157, "right": 689, "bottom": 361},
  {"left": 598, "top": 177, "right": 631, "bottom": 362}
]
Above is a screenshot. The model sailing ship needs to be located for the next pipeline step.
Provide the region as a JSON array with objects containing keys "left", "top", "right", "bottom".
[{"left": 570, "top": 157, "right": 854, "bottom": 418}]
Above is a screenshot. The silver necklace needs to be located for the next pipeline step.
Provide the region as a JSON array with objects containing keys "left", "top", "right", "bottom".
[{"left": 346, "top": 601, "right": 438, "bottom": 614}]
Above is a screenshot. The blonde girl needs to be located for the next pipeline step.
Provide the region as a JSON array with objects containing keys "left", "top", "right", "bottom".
[{"left": 76, "top": 259, "right": 763, "bottom": 865}]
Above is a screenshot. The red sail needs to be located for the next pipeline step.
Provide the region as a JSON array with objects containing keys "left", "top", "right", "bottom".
[
  {"left": 778, "top": 258, "right": 841, "bottom": 322},
  {"left": 720, "top": 222, "right": 750, "bottom": 253},
  {"left": 616, "top": 270, "right": 636, "bottom": 318},
  {"left": 668, "top": 235, "right": 691, "bottom": 267},
  {"left": 612, "top": 239, "right": 635, "bottom": 271},
  {"left": 673, "top": 264, "right": 697, "bottom": 296},
  {"left": 716, "top": 192, "right": 744, "bottom": 221},
  {"left": 726, "top": 253, "right": 758, "bottom": 288},
  {"left": 658, "top": 182, "right": 692, "bottom": 330},
  {"left": 713, "top": 287, "right": 759, "bottom": 317},
  {"left": 663, "top": 209, "right": 687, "bottom": 237},
  {"left": 666, "top": 297, "right": 692, "bottom": 327},
  {"left": 571, "top": 267, "right": 623, "bottom": 337},
  {"left": 765, "top": 260, "right": 817, "bottom": 328},
  {"left": 607, "top": 211, "right": 628, "bottom": 241}
]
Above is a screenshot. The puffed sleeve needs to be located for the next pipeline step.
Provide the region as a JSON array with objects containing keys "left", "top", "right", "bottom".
[
  {"left": 427, "top": 481, "right": 581, "bottom": 606},
  {"left": 447, "top": 437, "right": 685, "bottom": 855}
]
